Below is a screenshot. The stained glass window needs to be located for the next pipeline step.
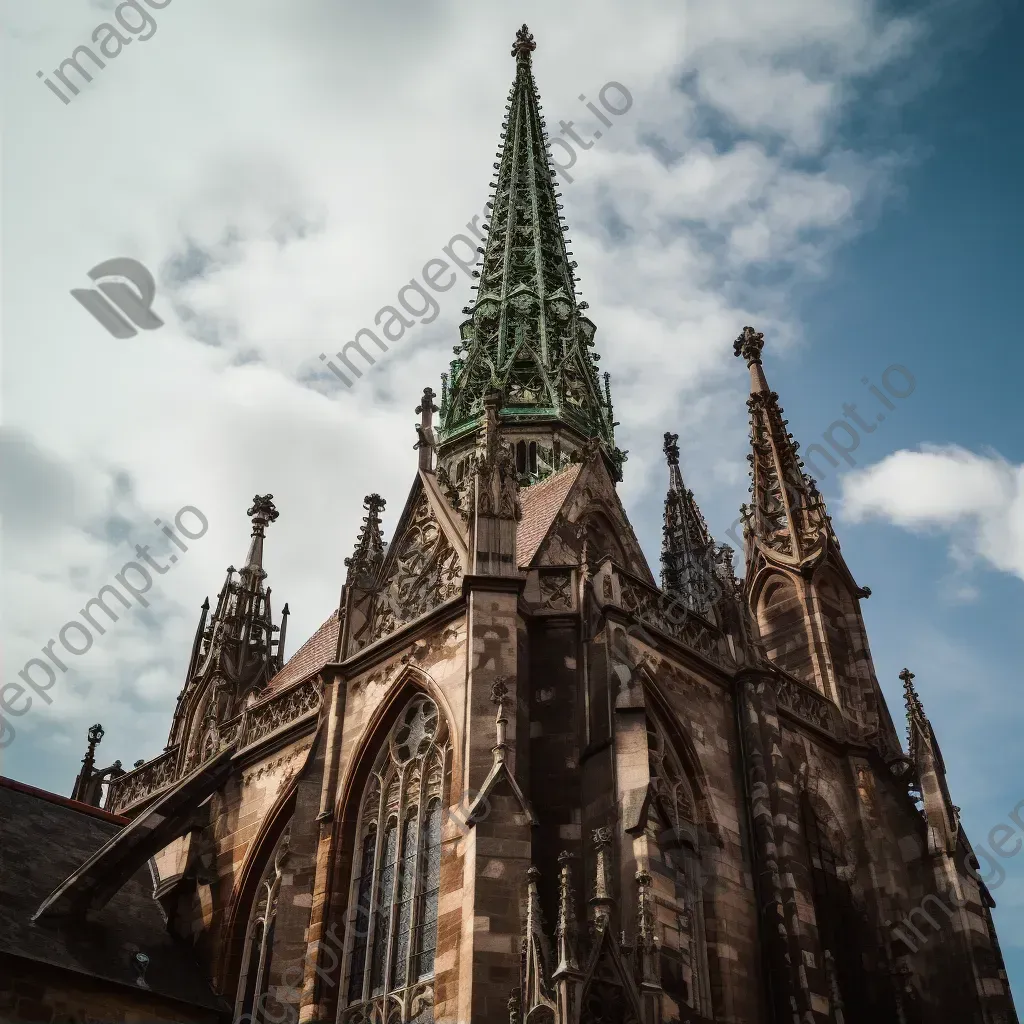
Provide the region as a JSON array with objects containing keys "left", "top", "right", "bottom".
[
  {"left": 341, "top": 694, "right": 449, "bottom": 1024},
  {"left": 414, "top": 800, "right": 442, "bottom": 980},
  {"left": 644, "top": 715, "right": 712, "bottom": 1020},
  {"left": 347, "top": 827, "right": 377, "bottom": 1004},
  {"left": 234, "top": 828, "right": 290, "bottom": 1024}
]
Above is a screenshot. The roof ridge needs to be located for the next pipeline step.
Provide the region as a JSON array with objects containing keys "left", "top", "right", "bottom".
[{"left": 0, "top": 775, "right": 129, "bottom": 825}]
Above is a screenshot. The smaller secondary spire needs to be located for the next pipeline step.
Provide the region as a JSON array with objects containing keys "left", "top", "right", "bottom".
[
  {"left": 554, "top": 851, "right": 581, "bottom": 977},
  {"left": 661, "top": 431, "right": 716, "bottom": 613},
  {"left": 735, "top": 327, "right": 828, "bottom": 564},
  {"left": 345, "top": 494, "right": 386, "bottom": 587},
  {"left": 900, "top": 666, "right": 928, "bottom": 754},
  {"left": 590, "top": 826, "right": 615, "bottom": 927},
  {"left": 243, "top": 494, "right": 279, "bottom": 575}
]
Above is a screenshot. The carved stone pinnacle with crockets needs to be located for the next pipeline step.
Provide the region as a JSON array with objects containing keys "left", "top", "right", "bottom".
[{"left": 733, "top": 325, "right": 765, "bottom": 366}]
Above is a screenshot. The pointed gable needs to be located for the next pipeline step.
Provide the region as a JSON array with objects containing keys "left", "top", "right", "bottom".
[
  {"left": 368, "top": 473, "right": 466, "bottom": 645},
  {"left": 516, "top": 462, "right": 582, "bottom": 567},
  {"left": 524, "top": 452, "right": 655, "bottom": 583}
]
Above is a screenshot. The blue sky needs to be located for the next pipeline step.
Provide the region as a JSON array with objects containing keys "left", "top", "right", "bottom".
[{"left": 2, "top": 0, "right": 1021, "bottom": 1003}]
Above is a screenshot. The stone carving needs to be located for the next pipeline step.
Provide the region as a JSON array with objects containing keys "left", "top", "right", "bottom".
[
  {"left": 774, "top": 675, "right": 841, "bottom": 736},
  {"left": 241, "top": 677, "right": 322, "bottom": 748},
  {"left": 617, "top": 573, "right": 723, "bottom": 664},
  {"left": 538, "top": 569, "right": 573, "bottom": 611},
  {"left": 242, "top": 742, "right": 313, "bottom": 787},
  {"left": 105, "top": 746, "right": 178, "bottom": 815},
  {"left": 371, "top": 491, "right": 463, "bottom": 642}
]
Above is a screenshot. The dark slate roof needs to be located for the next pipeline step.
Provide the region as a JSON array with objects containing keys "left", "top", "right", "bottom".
[{"left": 0, "top": 776, "right": 228, "bottom": 1014}]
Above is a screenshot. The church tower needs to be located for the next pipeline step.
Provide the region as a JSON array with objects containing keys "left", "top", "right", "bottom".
[{"left": 33, "top": 25, "right": 1017, "bottom": 1024}]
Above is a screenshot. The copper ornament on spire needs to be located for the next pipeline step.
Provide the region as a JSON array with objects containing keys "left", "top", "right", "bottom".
[
  {"left": 733, "top": 325, "right": 765, "bottom": 366},
  {"left": 512, "top": 23, "right": 536, "bottom": 61},
  {"left": 247, "top": 494, "right": 280, "bottom": 528},
  {"left": 663, "top": 431, "right": 680, "bottom": 467}
]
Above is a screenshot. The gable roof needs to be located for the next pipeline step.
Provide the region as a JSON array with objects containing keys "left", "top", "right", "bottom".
[
  {"left": 517, "top": 463, "right": 583, "bottom": 568},
  {"left": 0, "top": 777, "right": 227, "bottom": 1013},
  {"left": 266, "top": 608, "right": 341, "bottom": 693}
]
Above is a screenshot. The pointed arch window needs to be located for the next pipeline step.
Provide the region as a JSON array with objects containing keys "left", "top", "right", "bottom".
[
  {"left": 801, "top": 794, "right": 901, "bottom": 1023},
  {"left": 643, "top": 716, "right": 713, "bottom": 1021},
  {"left": 342, "top": 693, "right": 450, "bottom": 1024},
  {"left": 235, "top": 826, "right": 290, "bottom": 1024},
  {"left": 516, "top": 440, "right": 528, "bottom": 475}
]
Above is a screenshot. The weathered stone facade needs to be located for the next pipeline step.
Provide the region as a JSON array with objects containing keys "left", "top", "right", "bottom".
[{"left": 3, "top": 24, "right": 1017, "bottom": 1024}]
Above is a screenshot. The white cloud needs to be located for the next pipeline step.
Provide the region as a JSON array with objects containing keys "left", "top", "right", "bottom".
[
  {"left": 1, "top": 0, "right": 937, "bottom": 777},
  {"left": 841, "top": 446, "right": 1024, "bottom": 581}
]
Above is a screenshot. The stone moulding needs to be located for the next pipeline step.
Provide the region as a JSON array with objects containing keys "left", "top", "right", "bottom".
[
  {"left": 773, "top": 672, "right": 845, "bottom": 740},
  {"left": 612, "top": 564, "right": 725, "bottom": 667},
  {"left": 105, "top": 678, "right": 323, "bottom": 815}
]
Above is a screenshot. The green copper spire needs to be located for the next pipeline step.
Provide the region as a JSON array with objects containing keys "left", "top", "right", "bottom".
[{"left": 437, "top": 25, "right": 623, "bottom": 480}]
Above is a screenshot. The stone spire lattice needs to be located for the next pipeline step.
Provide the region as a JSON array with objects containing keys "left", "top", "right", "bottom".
[{"left": 438, "top": 25, "right": 621, "bottom": 477}]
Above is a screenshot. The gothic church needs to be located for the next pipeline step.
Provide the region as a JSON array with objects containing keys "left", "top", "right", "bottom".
[{"left": 1, "top": 24, "right": 1017, "bottom": 1024}]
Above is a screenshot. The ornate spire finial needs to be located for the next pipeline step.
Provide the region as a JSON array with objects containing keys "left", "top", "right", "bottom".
[
  {"left": 247, "top": 494, "right": 279, "bottom": 530},
  {"left": 512, "top": 24, "right": 536, "bottom": 62},
  {"left": 345, "top": 494, "right": 387, "bottom": 586},
  {"left": 555, "top": 851, "right": 581, "bottom": 977},
  {"left": 635, "top": 869, "right": 660, "bottom": 987},
  {"left": 415, "top": 386, "right": 439, "bottom": 471},
  {"left": 590, "top": 827, "right": 615, "bottom": 925},
  {"left": 733, "top": 325, "right": 765, "bottom": 366},
  {"left": 491, "top": 677, "right": 510, "bottom": 763},
  {"left": 70, "top": 724, "right": 105, "bottom": 804},
  {"left": 663, "top": 431, "right": 680, "bottom": 467}
]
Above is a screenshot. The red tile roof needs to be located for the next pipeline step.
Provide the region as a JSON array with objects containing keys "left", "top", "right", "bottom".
[
  {"left": 517, "top": 463, "right": 582, "bottom": 567},
  {"left": 266, "top": 608, "right": 341, "bottom": 692},
  {"left": 265, "top": 468, "right": 577, "bottom": 685}
]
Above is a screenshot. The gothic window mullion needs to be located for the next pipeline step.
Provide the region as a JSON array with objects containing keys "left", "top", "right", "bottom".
[
  {"left": 245, "top": 885, "right": 273, "bottom": 1017},
  {"left": 388, "top": 763, "right": 418, "bottom": 995},
  {"left": 397, "top": 753, "right": 428, "bottom": 992},
  {"left": 357, "top": 773, "right": 389, "bottom": 1005},
  {"left": 342, "top": 693, "right": 447, "bottom": 1021},
  {"left": 374, "top": 764, "right": 407, "bottom": 999}
]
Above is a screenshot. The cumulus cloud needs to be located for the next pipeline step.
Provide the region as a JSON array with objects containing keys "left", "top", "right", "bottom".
[
  {"left": 1, "top": 0, "right": 939, "bottom": 779},
  {"left": 841, "top": 446, "right": 1024, "bottom": 581}
]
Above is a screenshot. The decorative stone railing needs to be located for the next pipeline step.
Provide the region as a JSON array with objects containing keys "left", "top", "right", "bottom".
[
  {"left": 238, "top": 677, "right": 322, "bottom": 750},
  {"left": 104, "top": 678, "right": 323, "bottom": 815},
  {"left": 105, "top": 746, "right": 179, "bottom": 815},
  {"left": 612, "top": 568, "right": 725, "bottom": 666},
  {"left": 773, "top": 674, "right": 844, "bottom": 736}
]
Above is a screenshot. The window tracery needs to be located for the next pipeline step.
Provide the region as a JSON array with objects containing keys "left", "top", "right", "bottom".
[
  {"left": 235, "top": 826, "right": 291, "bottom": 1024},
  {"left": 643, "top": 715, "right": 713, "bottom": 1021},
  {"left": 341, "top": 694, "right": 449, "bottom": 1024}
]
